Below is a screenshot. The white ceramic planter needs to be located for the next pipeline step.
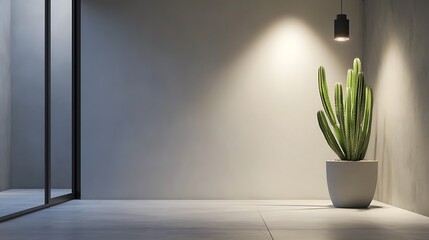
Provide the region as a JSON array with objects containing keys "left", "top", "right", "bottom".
[{"left": 326, "top": 160, "right": 378, "bottom": 208}]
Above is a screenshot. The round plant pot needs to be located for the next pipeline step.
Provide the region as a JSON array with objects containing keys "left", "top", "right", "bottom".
[{"left": 326, "top": 160, "right": 378, "bottom": 208}]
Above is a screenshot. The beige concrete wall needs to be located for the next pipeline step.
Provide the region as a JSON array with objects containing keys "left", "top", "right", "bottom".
[
  {"left": 364, "top": 0, "right": 429, "bottom": 216},
  {"left": 82, "top": 0, "right": 363, "bottom": 199}
]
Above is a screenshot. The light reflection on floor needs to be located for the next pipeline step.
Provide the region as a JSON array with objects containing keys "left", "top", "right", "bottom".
[
  {"left": 0, "top": 200, "right": 428, "bottom": 239},
  {"left": 0, "top": 189, "right": 71, "bottom": 217}
]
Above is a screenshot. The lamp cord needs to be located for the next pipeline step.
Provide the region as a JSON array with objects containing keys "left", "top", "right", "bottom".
[{"left": 341, "top": 0, "right": 343, "bottom": 14}]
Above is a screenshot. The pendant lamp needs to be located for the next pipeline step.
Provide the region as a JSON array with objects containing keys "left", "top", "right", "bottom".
[{"left": 334, "top": 0, "right": 349, "bottom": 41}]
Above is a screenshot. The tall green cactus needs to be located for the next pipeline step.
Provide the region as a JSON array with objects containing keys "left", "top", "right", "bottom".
[{"left": 317, "top": 58, "right": 373, "bottom": 161}]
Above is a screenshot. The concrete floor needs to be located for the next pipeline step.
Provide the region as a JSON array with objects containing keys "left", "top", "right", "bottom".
[
  {"left": 0, "top": 200, "right": 428, "bottom": 239},
  {"left": 0, "top": 189, "right": 71, "bottom": 217}
]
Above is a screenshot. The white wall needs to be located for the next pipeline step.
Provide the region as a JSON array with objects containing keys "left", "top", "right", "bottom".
[
  {"left": 364, "top": 0, "right": 429, "bottom": 216},
  {"left": 82, "top": 0, "right": 363, "bottom": 199},
  {"left": 0, "top": 0, "right": 11, "bottom": 191}
]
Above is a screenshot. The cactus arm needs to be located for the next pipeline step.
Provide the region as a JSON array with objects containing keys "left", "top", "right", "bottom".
[
  {"left": 347, "top": 88, "right": 356, "bottom": 159},
  {"left": 350, "top": 70, "right": 358, "bottom": 157},
  {"left": 351, "top": 60, "right": 361, "bottom": 111},
  {"left": 346, "top": 69, "right": 353, "bottom": 89},
  {"left": 318, "top": 67, "right": 338, "bottom": 128},
  {"left": 357, "top": 74, "right": 367, "bottom": 131},
  {"left": 352, "top": 72, "right": 366, "bottom": 159},
  {"left": 351, "top": 58, "right": 361, "bottom": 101},
  {"left": 317, "top": 111, "right": 346, "bottom": 160},
  {"left": 348, "top": 59, "right": 361, "bottom": 152},
  {"left": 353, "top": 58, "right": 362, "bottom": 75},
  {"left": 359, "top": 87, "right": 373, "bottom": 159},
  {"left": 344, "top": 70, "right": 353, "bottom": 158},
  {"left": 335, "top": 83, "right": 348, "bottom": 158}
]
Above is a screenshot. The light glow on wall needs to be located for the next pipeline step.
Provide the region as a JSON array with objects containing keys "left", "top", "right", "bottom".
[
  {"left": 217, "top": 18, "right": 342, "bottom": 91},
  {"left": 376, "top": 39, "right": 413, "bottom": 120},
  {"left": 375, "top": 37, "right": 424, "bottom": 205},
  {"left": 196, "top": 18, "right": 345, "bottom": 198}
]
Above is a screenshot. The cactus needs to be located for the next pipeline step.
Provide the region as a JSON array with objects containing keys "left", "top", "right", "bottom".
[{"left": 317, "top": 58, "right": 373, "bottom": 161}]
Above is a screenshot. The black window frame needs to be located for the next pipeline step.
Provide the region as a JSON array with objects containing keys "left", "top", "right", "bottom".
[{"left": 0, "top": 0, "right": 81, "bottom": 223}]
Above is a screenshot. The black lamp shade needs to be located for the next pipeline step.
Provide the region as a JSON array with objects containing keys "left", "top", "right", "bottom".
[{"left": 334, "top": 14, "right": 349, "bottom": 41}]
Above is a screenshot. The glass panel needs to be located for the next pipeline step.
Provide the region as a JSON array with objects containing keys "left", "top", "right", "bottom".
[
  {"left": 0, "top": 0, "right": 45, "bottom": 216},
  {"left": 51, "top": 0, "right": 72, "bottom": 198}
]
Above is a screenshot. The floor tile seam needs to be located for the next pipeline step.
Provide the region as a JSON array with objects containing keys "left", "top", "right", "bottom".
[
  {"left": 388, "top": 228, "right": 429, "bottom": 231},
  {"left": 267, "top": 227, "right": 401, "bottom": 231},
  {"left": 3, "top": 225, "right": 428, "bottom": 233},
  {"left": 1, "top": 227, "right": 272, "bottom": 231},
  {"left": 257, "top": 207, "right": 275, "bottom": 240}
]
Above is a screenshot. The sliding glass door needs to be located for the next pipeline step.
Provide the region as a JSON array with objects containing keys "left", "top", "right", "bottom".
[
  {"left": 50, "top": 0, "right": 73, "bottom": 199},
  {"left": 0, "top": 0, "right": 46, "bottom": 219},
  {"left": 0, "top": 0, "right": 80, "bottom": 222}
]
